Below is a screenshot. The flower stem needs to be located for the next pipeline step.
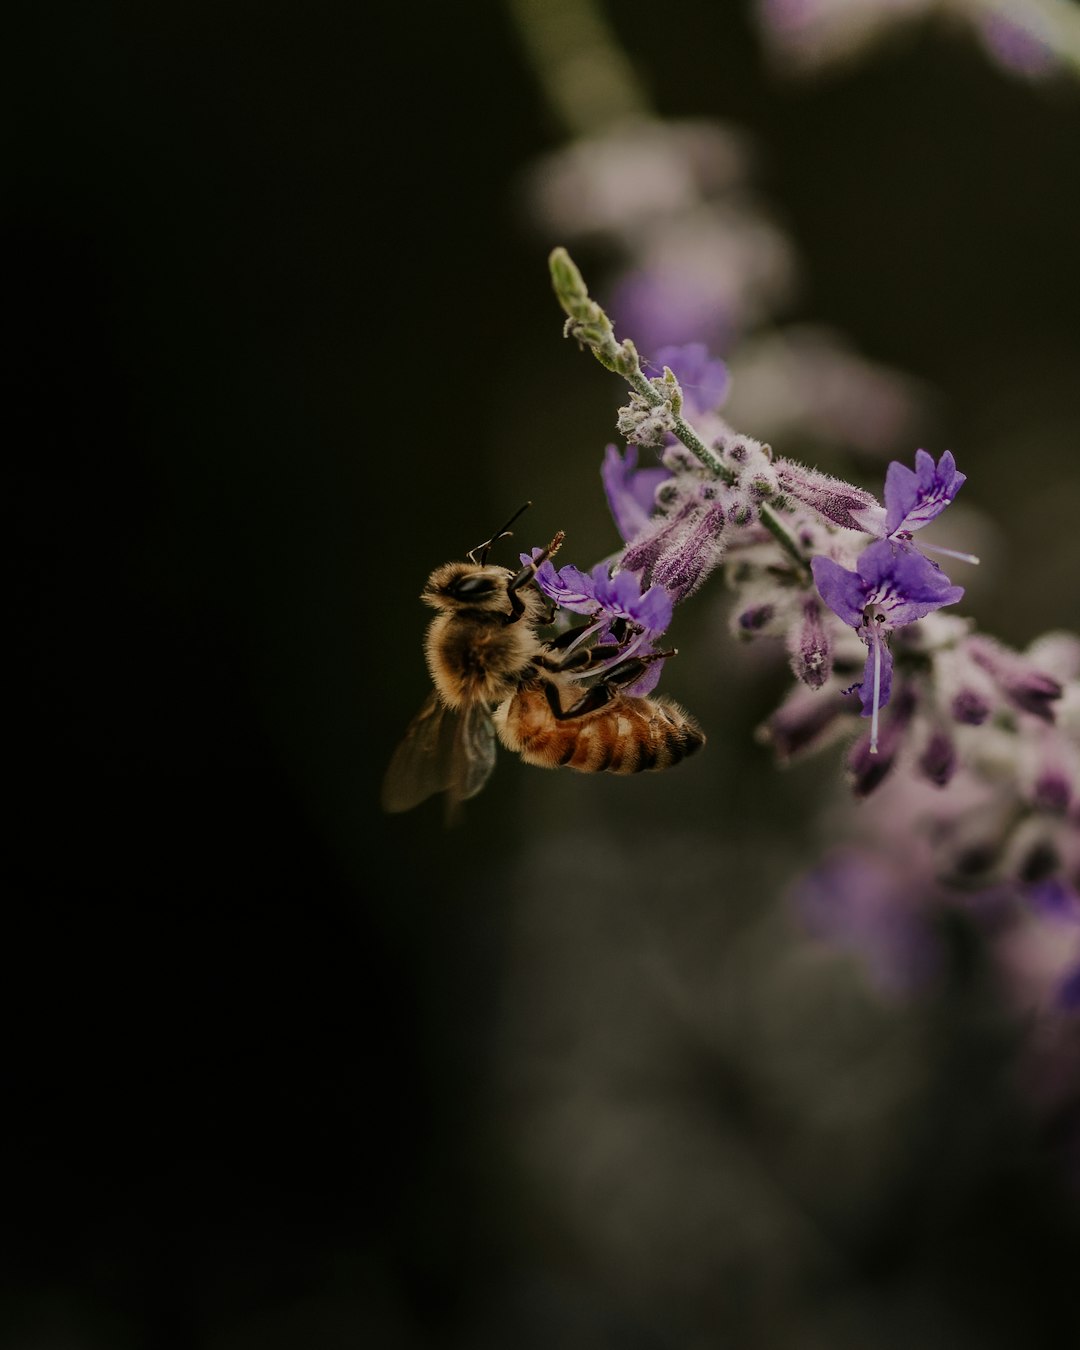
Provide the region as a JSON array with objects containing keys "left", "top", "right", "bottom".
[{"left": 758, "top": 507, "right": 811, "bottom": 575}]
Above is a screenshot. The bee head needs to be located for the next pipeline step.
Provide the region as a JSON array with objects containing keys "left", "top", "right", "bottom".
[{"left": 422, "top": 561, "right": 512, "bottom": 612}]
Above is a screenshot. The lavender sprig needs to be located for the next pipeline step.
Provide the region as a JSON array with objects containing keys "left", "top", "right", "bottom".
[
  {"left": 550, "top": 248, "right": 810, "bottom": 576},
  {"left": 548, "top": 247, "right": 983, "bottom": 754}
]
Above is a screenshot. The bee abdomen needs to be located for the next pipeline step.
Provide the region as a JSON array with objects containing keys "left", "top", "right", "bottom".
[{"left": 499, "top": 689, "right": 704, "bottom": 775}]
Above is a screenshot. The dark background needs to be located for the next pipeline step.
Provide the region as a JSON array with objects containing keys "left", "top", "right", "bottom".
[{"left": 6, "top": 2, "right": 1080, "bottom": 1346}]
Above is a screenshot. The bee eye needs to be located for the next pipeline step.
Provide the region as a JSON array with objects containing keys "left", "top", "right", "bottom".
[{"left": 451, "top": 575, "right": 498, "bottom": 599}]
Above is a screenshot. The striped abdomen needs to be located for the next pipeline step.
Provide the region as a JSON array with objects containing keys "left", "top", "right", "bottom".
[{"left": 496, "top": 684, "right": 705, "bottom": 774}]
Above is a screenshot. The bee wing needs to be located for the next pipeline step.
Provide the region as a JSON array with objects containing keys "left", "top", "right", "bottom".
[{"left": 381, "top": 692, "right": 497, "bottom": 814}]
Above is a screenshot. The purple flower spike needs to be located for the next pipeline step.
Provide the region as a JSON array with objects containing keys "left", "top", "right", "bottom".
[
  {"left": 812, "top": 539, "right": 964, "bottom": 749},
  {"left": 601, "top": 443, "right": 672, "bottom": 544},
  {"left": 885, "top": 449, "right": 966, "bottom": 537},
  {"left": 653, "top": 342, "right": 730, "bottom": 416},
  {"left": 967, "top": 636, "right": 1063, "bottom": 722},
  {"left": 775, "top": 459, "right": 882, "bottom": 533}
]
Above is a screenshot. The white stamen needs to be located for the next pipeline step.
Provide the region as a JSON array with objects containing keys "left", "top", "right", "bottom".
[
  {"left": 870, "top": 632, "right": 881, "bottom": 756},
  {"left": 919, "top": 540, "right": 980, "bottom": 566}
]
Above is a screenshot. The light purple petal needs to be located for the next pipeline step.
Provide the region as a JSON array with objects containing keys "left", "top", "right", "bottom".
[
  {"left": 855, "top": 636, "right": 893, "bottom": 718},
  {"left": 633, "top": 583, "right": 674, "bottom": 635},
  {"left": 591, "top": 567, "right": 673, "bottom": 636},
  {"left": 856, "top": 540, "right": 964, "bottom": 624},
  {"left": 601, "top": 443, "right": 671, "bottom": 543},
  {"left": 811, "top": 554, "right": 866, "bottom": 628},
  {"left": 525, "top": 554, "right": 599, "bottom": 614},
  {"left": 884, "top": 449, "right": 966, "bottom": 536}
]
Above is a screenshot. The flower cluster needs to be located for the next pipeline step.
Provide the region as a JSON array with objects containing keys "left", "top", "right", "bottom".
[{"left": 537, "top": 249, "right": 1078, "bottom": 1157}]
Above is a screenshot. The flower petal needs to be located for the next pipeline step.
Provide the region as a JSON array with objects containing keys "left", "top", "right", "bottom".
[
  {"left": 856, "top": 539, "right": 965, "bottom": 624},
  {"left": 884, "top": 449, "right": 966, "bottom": 536},
  {"left": 601, "top": 443, "right": 671, "bottom": 543},
  {"left": 811, "top": 554, "right": 866, "bottom": 628}
]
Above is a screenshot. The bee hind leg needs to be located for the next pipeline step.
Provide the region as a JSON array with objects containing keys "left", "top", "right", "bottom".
[{"left": 542, "top": 649, "right": 676, "bottom": 721}]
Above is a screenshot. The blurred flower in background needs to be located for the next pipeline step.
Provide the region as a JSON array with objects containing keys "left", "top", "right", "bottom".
[{"left": 755, "top": 0, "right": 1068, "bottom": 80}]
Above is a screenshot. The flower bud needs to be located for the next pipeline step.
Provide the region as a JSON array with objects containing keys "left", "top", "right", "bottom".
[
  {"left": 787, "top": 597, "right": 832, "bottom": 689},
  {"left": 774, "top": 458, "right": 882, "bottom": 532}
]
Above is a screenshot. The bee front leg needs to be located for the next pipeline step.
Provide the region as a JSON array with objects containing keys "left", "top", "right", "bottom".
[{"left": 504, "top": 530, "right": 565, "bottom": 624}]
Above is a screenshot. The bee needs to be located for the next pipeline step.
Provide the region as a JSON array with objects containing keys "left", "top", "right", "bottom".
[{"left": 381, "top": 508, "right": 705, "bottom": 817}]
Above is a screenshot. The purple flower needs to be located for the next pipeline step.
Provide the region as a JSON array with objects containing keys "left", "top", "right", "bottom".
[
  {"left": 601, "top": 443, "right": 672, "bottom": 543},
  {"left": 884, "top": 449, "right": 967, "bottom": 538},
  {"left": 528, "top": 556, "right": 603, "bottom": 615},
  {"left": 812, "top": 539, "right": 964, "bottom": 750},
  {"left": 592, "top": 566, "right": 674, "bottom": 637},
  {"left": 652, "top": 342, "right": 729, "bottom": 416},
  {"left": 526, "top": 554, "right": 674, "bottom": 640}
]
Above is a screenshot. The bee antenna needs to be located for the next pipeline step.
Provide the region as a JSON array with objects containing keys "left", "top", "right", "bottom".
[{"left": 469, "top": 501, "right": 532, "bottom": 564}]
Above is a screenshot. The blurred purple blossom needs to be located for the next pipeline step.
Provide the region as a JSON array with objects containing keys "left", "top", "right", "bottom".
[
  {"left": 651, "top": 342, "right": 730, "bottom": 416},
  {"left": 793, "top": 848, "right": 942, "bottom": 996},
  {"left": 602, "top": 443, "right": 672, "bottom": 544}
]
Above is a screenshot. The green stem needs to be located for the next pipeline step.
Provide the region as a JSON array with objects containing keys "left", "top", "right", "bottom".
[
  {"left": 758, "top": 507, "right": 810, "bottom": 575},
  {"left": 504, "top": 0, "right": 648, "bottom": 137}
]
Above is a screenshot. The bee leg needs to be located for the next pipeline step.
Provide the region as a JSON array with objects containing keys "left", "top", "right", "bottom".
[
  {"left": 542, "top": 649, "right": 675, "bottom": 721},
  {"left": 543, "top": 679, "right": 613, "bottom": 721},
  {"left": 605, "top": 649, "right": 678, "bottom": 688},
  {"left": 504, "top": 530, "right": 565, "bottom": 624},
  {"left": 535, "top": 642, "right": 622, "bottom": 673}
]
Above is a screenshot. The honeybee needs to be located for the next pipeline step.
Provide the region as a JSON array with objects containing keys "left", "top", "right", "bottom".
[{"left": 381, "top": 509, "right": 705, "bottom": 817}]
